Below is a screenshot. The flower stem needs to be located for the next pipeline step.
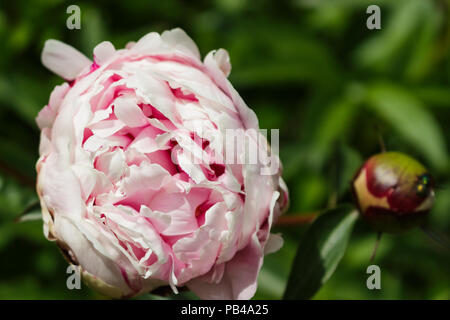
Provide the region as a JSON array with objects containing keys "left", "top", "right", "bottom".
[
  {"left": 369, "top": 232, "right": 383, "bottom": 262},
  {"left": 274, "top": 212, "right": 318, "bottom": 227}
]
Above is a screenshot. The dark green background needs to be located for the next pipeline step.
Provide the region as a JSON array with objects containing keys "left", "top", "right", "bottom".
[{"left": 0, "top": 0, "right": 449, "bottom": 299}]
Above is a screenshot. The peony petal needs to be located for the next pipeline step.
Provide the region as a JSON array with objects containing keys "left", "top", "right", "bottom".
[
  {"left": 140, "top": 205, "right": 172, "bottom": 233},
  {"left": 187, "top": 234, "right": 263, "bottom": 300},
  {"left": 89, "top": 120, "right": 125, "bottom": 138},
  {"left": 41, "top": 39, "right": 91, "bottom": 80},
  {"left": 128, "top": 126, "right": 163, "bottom": 153},
  {"left": 36, "top": 105, "right": 56, "bottom": 130},
  {"left": 161, "top": 28, "right": 201, "bottom": 59},
  {"left": 53, "top": 215, "right": 135, "bottom": 297},
  {"left": 121, "top": 162, "right": 172, "bottom": 195},
  {"left": 263, "top": 233, "right": 284, "bottom": 255},
  {"left": 132, "top": 32, "right": 161, "bottom": 54},
  {"left": 211, "top": 49, "right": 231, "bottom": 77},
  {"left": 71, "top": 163, "right": 112, "bottom": 201},
  {"left": 95, "top": 148, "right": 127, "bottom": 182},
  {"left": 93, "top": 41, "right": 116, "bottom": 65},
  {"left": 204, "top": 50, "right": 259, "bottom": 130},
  {"left": 38, "top": 128, "right": 52, "bottom": 157},
  {"left": 125, "top": 69, "right": 179, "bottom": 125},
  {"left": 114, "top": 95, "right": 149, "bottom": 128}
]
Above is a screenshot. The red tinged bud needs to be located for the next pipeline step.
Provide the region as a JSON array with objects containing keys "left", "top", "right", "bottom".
[{"left": 352, "top": 152, "right": 435, "bottom": 233}]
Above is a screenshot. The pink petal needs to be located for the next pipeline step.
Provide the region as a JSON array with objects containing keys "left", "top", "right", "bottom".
[
  {"left": 161, "top": 28, "right": 201, "bottom": 59},
  {"left": 41, "top": 39, "right": 91, "bottom": 80},
  {"left": 263, "top": 233, "right": 283, "bottom": 255},
  {"left": 187, "top": 235, "right": 263, "bottom": 300},
  {"left": 94, "top": 148, "right": 127, "bottom": 182},
  {"left": 114, "top": 96, "right": 149, "bottom": 128},
  {"left": 128, "top": 126, "right": 163, "bottom": 153},
  {"left": 204, "top": 49, "right": 259, "bottom": 130},
  {"left": 211, "top": 49, "right": 231, "bottom": 77},
  {"left": 36, "top": 83, "right": 70, "bottom": 129},
  {"left": 54, "top": 215, "right": 133, "bottom": 296},
  {"left": 93, "top": 41, "right": 116, "bottom": 65}
]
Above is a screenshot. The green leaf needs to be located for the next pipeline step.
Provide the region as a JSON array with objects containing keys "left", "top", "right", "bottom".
[
  {"left": 0, "top": 76, "right": 40, "bottom": 126},
  {"left": 354, "top": 0, "right": 424, "bottom": 72},
  {"left": 308, "top": 82, "right": 364, "bottom": 169},
  {"left": 366, "top": 82, "right": 448, "bottom": 171},
  {"left": 330, "top": 143, "right": 364, "bottom": 198},
  {"left": 283, "top": 205, "right": 358, "bottom": 300},
  {"left": 228, "top": 24, "right": 340, "bottom": 88},
  {"left": 415, "top": 87, "right": 450, "bottom": 108},
  {"left": 404, "top": 1, "right": 441, "bottom": 82},
  {"left": 80, "top": 6, "right": 107, "bottom": 54},
  {"left": 15, "top": 200, "right": 42, "bottom": 223}
]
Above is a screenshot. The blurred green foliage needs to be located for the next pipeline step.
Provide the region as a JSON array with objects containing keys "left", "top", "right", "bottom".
[{"left": 0, "top": 0, "right": 449, "bottom": 299}]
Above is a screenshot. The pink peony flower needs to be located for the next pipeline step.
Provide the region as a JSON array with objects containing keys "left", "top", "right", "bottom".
[{"left": 36, "top": 28, "right": 288, "bottom": 299}]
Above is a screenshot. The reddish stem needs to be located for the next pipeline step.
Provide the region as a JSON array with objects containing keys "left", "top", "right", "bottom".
[
  {"left": 0, "top": 160, "right": 35, "bottom": 189},
  {"left": 274, "top": 212, "right": 318, "bottom": 227}
]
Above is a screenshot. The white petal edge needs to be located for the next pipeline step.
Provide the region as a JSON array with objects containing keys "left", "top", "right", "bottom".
[
  {"left": 212, "top": 49, "right": 231, "bottom": 77},
  {"left": 161, "top": 28, "right": 200, "bottom": 59},
  {"left": 93, "top": 41, "right": 116, "bottom": 65},
  {"left": 263, "top": 233, "right": 284, "bottom": 255},
  {"left": 41, "top": 39, "right": 91, "bottom": 80}
]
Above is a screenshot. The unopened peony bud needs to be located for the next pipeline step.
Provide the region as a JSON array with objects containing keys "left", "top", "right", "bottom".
[{"left": 352, "top": 152, "right": 434, "bottom": 233}]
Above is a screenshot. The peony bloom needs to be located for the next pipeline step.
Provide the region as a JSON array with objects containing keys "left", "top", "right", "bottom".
[{"left": 36, "top": 28, "right": 288, "bottom": 299}]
